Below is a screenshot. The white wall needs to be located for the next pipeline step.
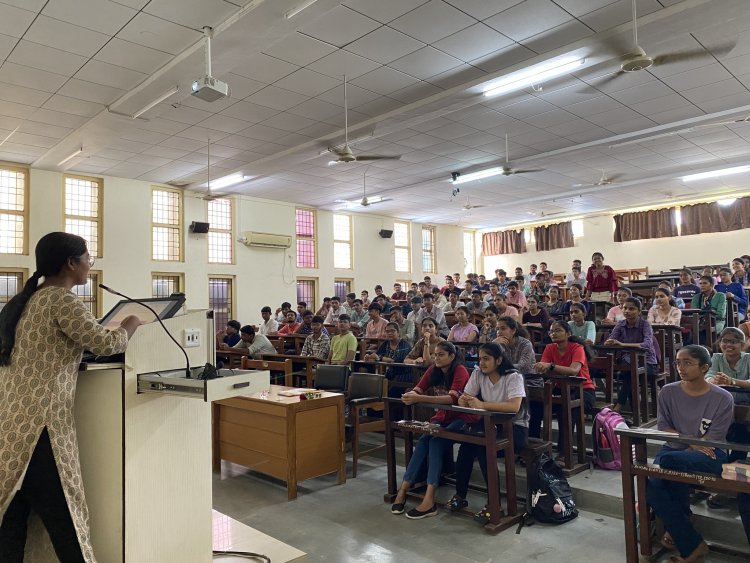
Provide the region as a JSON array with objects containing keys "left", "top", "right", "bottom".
[
  {"left": 1, "top": 168, "right": 466, "bottom": 326},
  {"left": 481, "top": 215, "right": 750, "bottom": 276}
]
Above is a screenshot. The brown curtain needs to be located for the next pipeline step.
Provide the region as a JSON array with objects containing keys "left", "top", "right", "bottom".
[
  {"left": 481, "top": 230, "right": 527, "bottom": 256},
  {"left": 613, "top": 208, "right": 677, "bottom": 242},
  {"left": 680, "top": 197, "right": 750, "bottom": 236},
  {"left": 534, "top": 222, "right": 574, "bottom": 251}
]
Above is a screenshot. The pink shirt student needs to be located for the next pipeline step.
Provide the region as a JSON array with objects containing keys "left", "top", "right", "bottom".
[{"left": 505, "top": 282, "right": 528, "bottom": 311}]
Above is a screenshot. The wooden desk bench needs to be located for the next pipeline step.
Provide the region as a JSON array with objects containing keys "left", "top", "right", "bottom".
[
  {"left": 383, "top": 399, "right": 521, "bottom": 534},
  {"left": 595, "top": 345, "right": 650, "bottom": 426}
]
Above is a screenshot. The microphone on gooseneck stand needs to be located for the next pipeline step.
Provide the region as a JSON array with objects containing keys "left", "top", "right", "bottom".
[{"left": 99, "top": 284, "right": 192, "bottom": 379}]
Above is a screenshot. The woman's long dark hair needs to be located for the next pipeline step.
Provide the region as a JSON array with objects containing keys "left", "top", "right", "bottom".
[
  {"left": 0, "top": 232, "right": 87, "bottom": 365},
  {"left": 496, "top": 315, "right": 530, "bottom": 340},
  {"left": 428, "top": 340, "right": 462, "bottom": 388},
  {"left": 550, "top": 319, "right": 593, "bottom": 362},
  {"left": 478, "top": 342, "right": 516, "bottom": 375}
]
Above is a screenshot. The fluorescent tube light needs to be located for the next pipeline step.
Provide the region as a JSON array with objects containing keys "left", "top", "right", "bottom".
[
  {"left": 681, "top": 165, "right": 750, "bottom": 182},
  {"left": 718, "top": 198, "right": 737, "bottom": 206},
  {"left": 452, "top": 167, "right": 505, "bottom": 185},
  {"left": 58, "top": 147, "right": 83, "bottom": 167},
  {"left": 483, "top": 56, "right": 584, "bottom": 98},
  {"left": 285, "top": 0, "right": 319, "bottom": 19},
  {"left": 132, "top": 86, "right": 179, "bottom": 119},
  {"left": 209, "top": 173, "right": 250, "bottom": 190}
]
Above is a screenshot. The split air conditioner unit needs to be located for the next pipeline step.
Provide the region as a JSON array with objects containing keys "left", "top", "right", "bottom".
[{"left": 240, "top": 231, "right": 292, "bottom": 249}]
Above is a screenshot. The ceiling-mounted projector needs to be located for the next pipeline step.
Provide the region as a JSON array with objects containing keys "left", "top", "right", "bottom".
[
  {"left": 191, "top": 26, "right": 229, "bottom": 102},
  {"left": 191, "top": 76, "right": 229, "bottom": 102}
]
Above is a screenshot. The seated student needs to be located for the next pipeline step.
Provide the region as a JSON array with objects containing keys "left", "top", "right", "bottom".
[
  {"left": 453, "top": 272, "right": 462, "bottom": 286},
  {"left": 475, "top": 275, "right": 490, "bottom": 292},
  {"left": 691, "top": 275, "right": 727, "bottom": 338},
  {"left": 406, "top": 296, "right": 422, "bottom": 323},
  {"left": 514, "top": 274, "right": 530, "bottom": 295},
  {"left": 392, "top": 283, "right": 407, "bottom": 302},
  {"left": 531, "top": 320, "right": 596, "bottom": 457},
  {"left": 674, "top": 269, "right": 701, "bottom": 303},
  {"left": 327, "top": 315, "right": 357, "bottom": 365},
  {"left": 539, "top": 261, "right": 554, "bottom": 282},
  {"left": 277, "top": 310, "right": 302, "bottom": 335},
  {"left": 360, "top": 290, "right": 371, "bottom": 307},
  {"left": 648, "top": 287, "right": 682, "bottom": 326},
  {"left": 495, "top": 269, "right": 509, "bottom": 294},
  {"left": 295, "top": 310, "right": 324, "bottom": 336},
  {"left": 315, "top": 297, "right": 331, "bottom": 319},
  {"left": 601, "top": 287, "right": 631, "bottom": 326},
  {"left": 448, "top": 306, "right": 479, "bottom": 343},
  {"left": 217, "top": 319, "right": 242, "bottom": 349},
  {"left": 296, "top": 301, "right": 307, "bottom": 322},
  {"left": 324, "top": 297, "right": 345, "bottom": 324},
  {"left": 585, "top": 252, "right": 618, "bottom": 303},
  {"left": 448, "top": 343, "right": 528, "bottom": 519},
  {"left": 702, "top": 265, "right": 720, "bottom": 284},
  {"left": 374, "top": 284, "right": 385, "bottom": 299},
  {"left": 233, "top": 325, "right": 278, "bottom": 358},
  {"left": 390, "top": 341, "right": 477, "bottom": 519},
  {"left": 365, "top": 303, "right": 389, "bottom": 338},
  {"left": 492, "top": 294, "right": 519, "bottom": 320},
  {"left": 275, "top": 301, "right": 293, "bottom": 323},
  {"left": 459, "top": 284, "right": 474, "bottom": 300},
  {"left": 522, "top": 295, "right": 551, "bottom": 332},
  {"left": 528, "top": 263, "right": 538, "bottom": 283},
  {"left": 565, "top": 260, "right": 586, "bottom": 288},
  {"left": 483, "top": 282, "right": 501, "bottom": 303},
  {"left": 405, "top": 317, "right": 445, "bottom": 365},
  {"left": 529, "top": 272, "right": 550, "bottom": 301},
  {"left": 717, "top": 267, "right": 748, "bottom": 321},
  {"left": 466, "top": 290, "right": 489, "bottom": 315},
  {"left": 605, "top": 297, "right": 660, "bottom": 414},
  {"left": 389, "top": 305, "right": 415, "bottom": 345},
  {"left": 258, "top": 306, "right": 279, "bottom": 335},
  {"left": 442, "top": 290, "right": 462, "bottom": 313},
  {"left": 416, "top": 293, "right": 450, "bottom": 338},
  {"left": 562, "top": 283, "right": 590, "bottom": 317},
  {"left": 568, "top": 303, "right": 595, "bottom": 345},
  {"left": 732, "top": 257, "right": 750, "bottom": 286},
  {"left": 423, "top": 275, "right": 438, "bottom": 291},
  {"left": 478, "top": 306, "right": 499, "bottom": 343},
  {"left": 342, "top": 292, "right": 356, "bottom": 314},
  {"left": 349, "top": 298, "right": 369, "bottom": 332},
  {"left": 410, "top": 282, "right": 419, "bottom": 293},
  {"left": 375, "top": 294, "right": 393, "bottom": 315},
  {"left": 364, "top": 322, "right": 412, "bottom": 387},
  {"left": 493, "top": 316, "right": 536, "bottom": 375},
  {"left": 300, "top": 315, "right": 331, "bottom": 360},
  {"left": 401, "top": 290, "right": 416, "bottom": 317},
  {"left": 505, "top": 281, "right": 528, "bottom": 311},
  {"left": 646, "top": 345, "right": 733, "bottom": 563},
  {"left": 657, "top": 280, "right": 684, "bottom": 309},
  {"left": 431, "top": 286, "right": 447, "bottom": 309},
  {"left": 546, "top": 286, "right": 566, "bottom": 316}
]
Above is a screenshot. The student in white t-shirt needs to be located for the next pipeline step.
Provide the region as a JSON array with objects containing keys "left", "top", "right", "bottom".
[
  {"left": 446, "top": 342, "right": 528, "bottom": 522},
  {"left": 258, "top": 306, "right": 279, "bottom": 335}
]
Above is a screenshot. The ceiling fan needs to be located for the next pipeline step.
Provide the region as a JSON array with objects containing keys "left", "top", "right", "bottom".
[
  {"left": 203, "top": 140, "right": 225, "bottom": 201},
  {"left": 462, "top": 196, "right": 485, "bottom": 210},
  {"left": 498, "top": 134, "right": 543, "bottom": 176},
  {"left": 335, "top": 170, "right": 392, "bottom": 208},
  {"left": 572, "top": 170, "right": 623, "bottom": 188},
  {"left": 598, "top": 0, "right": 734, "bottom": 84},
  {"left": 327, "top": 76, "right": 402, "bottom": 165}
]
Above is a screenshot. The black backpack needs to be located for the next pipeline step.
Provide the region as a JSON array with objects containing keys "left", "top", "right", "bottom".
[{"left": 517, "top": 453, "right": 578, "bottom": 532}]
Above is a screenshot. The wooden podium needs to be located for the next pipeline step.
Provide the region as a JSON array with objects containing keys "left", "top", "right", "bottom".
[{"left": 26, "top": 310, "right": 269, "bottom": 563}]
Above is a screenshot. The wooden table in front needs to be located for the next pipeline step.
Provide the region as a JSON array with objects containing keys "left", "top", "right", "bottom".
[{"left": 212, "top": 385, "right": 346, "bottom": 500}]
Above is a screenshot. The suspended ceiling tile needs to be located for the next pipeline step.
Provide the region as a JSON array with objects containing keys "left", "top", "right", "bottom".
[
  {"left": 143, "top": 0, "right": 239, "bottom": 30},
  {"left": 342, "top": 0, "right": 429, "bottom": 25},
  {"left": 8, "top": 40, "right": 87, "bottom": 76},
  {"left": 389, "top": 46, "right": 463, "bottom": 80},
  {"left": 389, "top": 0, "right": 476, "bottom": 44},
  {"left": 0, "top": 3, "right": 36, "bottom": 38},
  {"left": 75, "top": 59, "right": 148, "bottom": 91},
  {"left": 58, "top": 79, "right": 126, "bottom": 105},
  {"left": 24, "top": 15, "right": 110, "bottom": 58},
  {"left": 29, "top": 108, "right": 89, "bottom": 129},
  {"left": 218, "top": 101, "right": 279, "bottom": 123},
  {"left": 0, "top": 83, "right": 51, "bottom": 108},
  {"left": 246, "top": 86, "right": 309, "bottom": 111},
  {"left": 274, "top": 68, "right": 342, "bottom": 97},
  {"left": 521, "top": 19, "right": 594, "bottom": 54},
  {"left": 580, "top": 0, "right": 663, "bottom": 32},
  {"left": 433, "top": 23, "right": 513, "bottom": 62},
  {"left": 300, "top": 5, "right": 381, "bottom": 48},
  {"left": 345, "top": 26, "right": 424, "bottom": 65},
  {"left": 42, "top": 94, "right": 103, "bottom": 117},
  {"left": 94, "top": 38, "right": 173, "bottom": 74},
  {"left": 350, "top": 67, "right": 420, "bottom": 95},
  {"left": 485, "top": 0, "right": 572, "bottom": 42},
  {"left": 443, "top": 0, "right": 521, "bottom": 20},
  {"left": 117, "top": 12, "right": 202, "bottom": 55},
  {"left": 42, "top": 0, "right": 138, "bottom": 36},
  {"left": 231, "top": 53, "right": 299, "bottom": 84}
]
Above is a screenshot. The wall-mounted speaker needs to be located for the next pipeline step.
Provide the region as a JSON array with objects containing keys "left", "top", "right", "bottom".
[
  {"left": 378, "top": 229, "right": 394, "bottom": 239},
  {"left": 190, "top": 221, "right": 210, "bottom": 234}
]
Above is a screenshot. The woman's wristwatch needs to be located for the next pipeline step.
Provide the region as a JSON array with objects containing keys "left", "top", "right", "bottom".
[{"left": 549, "top": 363, "right": 556, "bottom": 373}]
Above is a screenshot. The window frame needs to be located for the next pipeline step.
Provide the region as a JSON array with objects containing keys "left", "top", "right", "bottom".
[
  {"left": 0, "top": 162, "right": 30, "bottom": 255},
  {"left": 332, "top": 213, "right": 352, "bottom": 270},
  {"left": 333, "top": 277, "right": 353, "bottom": 300},
  {"left": 206, "top": 197, "right": 234, "bottom": 265},
  {"left": 208, "top": 274, "right": 236, "bottom": 330},
  {"left": 151, "top": 186, "right": 184, "bottom": 262},
  {"left": 0, "top": 267, "right": 28, "bottom": 307},
  {"left": 463, "top": 230, "right": 476, "bottom": 275},
  {"left": 151, "top": 272, "right": 185, "bottom": 298},
  {"left": 63, "top": 173, "right": 104, "bottom": 259},
  {"left": 296, "top": 276, "right": 318, "bottom": 314},
  {"left": 393, "top": 220, "right": 411, "bottom": 273},
  {"left": 72, "top": 269, "right": 103, "bottom": 318},
  {"left": 295, "top": 207, "right": 318, "bottom": 269},
  {"left": 421, "top": 225, "right": 436, "bottom": 274}
]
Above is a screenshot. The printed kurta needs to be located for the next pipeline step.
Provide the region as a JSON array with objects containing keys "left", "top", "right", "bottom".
[{"left": 0, "top": 286, "right": 128, "bottom": 562}]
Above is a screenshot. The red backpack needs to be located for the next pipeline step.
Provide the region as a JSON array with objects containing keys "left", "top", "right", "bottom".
[{"left": 593, "top": 408, "right": 628, "bottom": 470}]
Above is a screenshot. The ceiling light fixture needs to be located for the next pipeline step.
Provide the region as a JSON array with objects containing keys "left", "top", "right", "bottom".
[
  {"left": 451, "top": 167, "right": 505, "bottom": 185},
  {"left": 58, "top": 147, "right": 83, "bottom": 167},
  {"left": 681, "top": 165, "right": 750, "bottom": 182},
  {"left": 284, "top": 0, "right": 320, "bottom": 19},
  {"left": 208, "top": 173, "right": 252, "bottom": 190},
  {"left": 718, "top": 198, "right": 737, "bottom": 206},
  {"left": 483, "top": 56, "right": 584, "bottom": 98},
  {"left": 132, "top": 86, "right": 179, "bottom": 119},
  {"left": 0, "top": 126, "right": 19, "bottom": 148}
]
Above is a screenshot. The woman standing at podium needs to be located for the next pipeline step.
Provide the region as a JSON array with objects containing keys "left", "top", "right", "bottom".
[{"left": 0, "top": 232, "right": 140, "bottom": 562}]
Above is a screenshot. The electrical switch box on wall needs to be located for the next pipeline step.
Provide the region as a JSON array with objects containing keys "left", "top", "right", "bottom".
[{"left": 183, "top": 328, "right": 201, "bottom": 348}]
